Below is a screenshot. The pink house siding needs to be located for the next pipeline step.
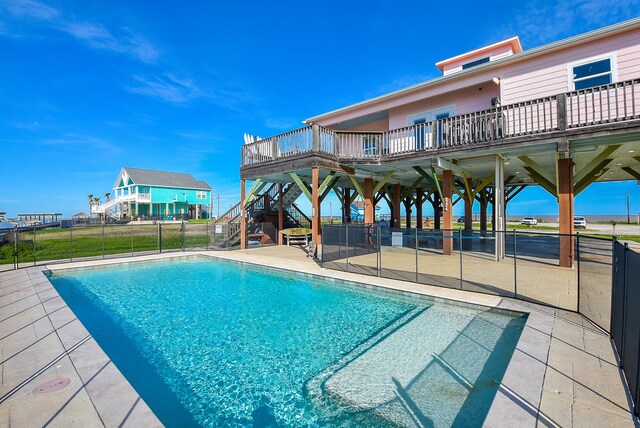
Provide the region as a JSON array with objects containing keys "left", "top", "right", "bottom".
[
  {"left": 310, "top": 22, "right": 640, "bottom": 132},
  {"left": 441, "top": 44, "right": 516, "bottom": 76},
  {"left": 501, "top": 30, "right": 640, "bottom": 104},
  {"left": 315, "top": 71, "right": 501, "bottom": 129},
  {"left": 388, "top": 85, "right": 499, "bottom": 129}
]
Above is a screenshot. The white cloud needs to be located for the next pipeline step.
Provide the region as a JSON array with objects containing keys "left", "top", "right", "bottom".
[
  {"left": 1, "top": 0, "right": 60, "bottom": 20},
  {"left": 126, "top": 73, "right": 204, "bottom": 104},
  {"left": 126, "top": 72, "right": 251, "bottom": 111},
  {"left": 495, "top": 0, "right": 640, "bottom": 48},
  {"left": 0, "top": 0, "right": 159, "bottom": 63}
]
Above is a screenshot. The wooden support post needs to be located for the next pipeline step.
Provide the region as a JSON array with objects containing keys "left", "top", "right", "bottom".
[
  {"left": 442, "top": 170, "right": 453, "bottom": 255},
  {"left": 416, "top": 188, "right": 424, "bottom": 229},
  {"left": 404, "top": 197, "right": 412, "bottom": 229},
  {"left": 278, "top": 184, "right": 284, "bottom": 245},
  {"left": 364, "top": 178, "right": 374, "bottom": 224},
  {"left": 240, "top": 179, "right": 246, "bottom": 250},
  {"left": 343, "top": 188, "right": 351, "bottom": 223},
  {"left": 392, "top": 184, "right": 401, "bottom": 228},
  {"left": 311, "top": 167, "right": 320, "bottom": 243},
  {"left": 558, "top": 158, "right": 575, "bottom": 267}
]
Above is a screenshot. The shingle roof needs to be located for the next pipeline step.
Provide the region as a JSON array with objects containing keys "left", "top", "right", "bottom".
[{"left": 122, "top": 167, "right": 212, "bottom": 190}]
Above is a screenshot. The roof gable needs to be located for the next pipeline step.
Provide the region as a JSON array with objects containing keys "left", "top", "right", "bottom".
[{"left": 120, "top": 167, "right": 212, "bottom": 190}]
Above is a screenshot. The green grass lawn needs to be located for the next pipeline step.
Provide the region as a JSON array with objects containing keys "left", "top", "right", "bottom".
[
  {"left": 583, "top": 234, "right": 640, "bottom": 243},
  {"left": 0, "top": 223, "right": 211, "bottom": 265}
]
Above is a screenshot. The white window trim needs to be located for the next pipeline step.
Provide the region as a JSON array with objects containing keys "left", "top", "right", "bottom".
[
  {"left": 407, "top": 105, "right": 456, "bottom": 126},
  {"left": 566, "top": 53, "right": 618, "bottom": 91}
]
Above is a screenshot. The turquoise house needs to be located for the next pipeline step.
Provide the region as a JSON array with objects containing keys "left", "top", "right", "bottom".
[{"left": 94, "top": 167, "right": 212, "bottom": 220}]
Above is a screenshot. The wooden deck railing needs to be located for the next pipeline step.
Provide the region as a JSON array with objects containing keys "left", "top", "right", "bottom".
[{"left": 241, "top": 78, "right": 640, "bottom": 167}]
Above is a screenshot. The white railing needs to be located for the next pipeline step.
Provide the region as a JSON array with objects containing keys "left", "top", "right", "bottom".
[
  {"left": 242, "top": 127, "right": 313, "bottom": 165},
  {"left": 241, "top": 78, "right": 640, "bottom": 166}
]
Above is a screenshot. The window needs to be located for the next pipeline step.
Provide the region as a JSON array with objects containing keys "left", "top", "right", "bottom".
[
  {"left": 462, "top": 57, "right": 490, "bottom": 70},
  {"left": 362, "top": 135, "right": 379, "bottom": 155},
  {"left": 196, "top": 191, "right": 207, "bottom": 199},
  {"left": 570, "top": 56, "right": 614, "bottom": 90},
  {"left": 406, "top": 106, "right": 455, "bottom": 150}
]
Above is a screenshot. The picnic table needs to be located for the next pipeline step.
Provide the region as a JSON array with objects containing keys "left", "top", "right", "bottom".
[{"left": 280, "top": 228, "right": 312, "bottom": 246}]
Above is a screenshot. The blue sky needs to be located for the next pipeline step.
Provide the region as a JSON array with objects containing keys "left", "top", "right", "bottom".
[{"left": 1, "top": 0, "right": 639, "bottom": 218}]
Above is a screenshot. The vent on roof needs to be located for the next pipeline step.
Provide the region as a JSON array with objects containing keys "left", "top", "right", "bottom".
[{"left": 462, "top": 57, "right": 490, "bottom": 70}]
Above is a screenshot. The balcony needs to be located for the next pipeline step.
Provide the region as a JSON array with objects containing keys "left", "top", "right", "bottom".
[{"left": 242, "top": 79, "right": 640, "bottom": 168}]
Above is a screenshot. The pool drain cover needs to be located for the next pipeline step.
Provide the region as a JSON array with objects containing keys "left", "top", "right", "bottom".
[{"left": 33, "top": 378, "right": 70, "bottom": 394}]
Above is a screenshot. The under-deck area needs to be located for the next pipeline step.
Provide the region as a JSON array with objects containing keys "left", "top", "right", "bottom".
[{"left": 236, "top": 79, "right": 640, "bottom": 270}]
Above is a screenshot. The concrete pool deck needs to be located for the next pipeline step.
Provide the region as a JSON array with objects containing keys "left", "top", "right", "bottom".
[{"left": 0, "top": 248, "right": 636, "bottom": 427}]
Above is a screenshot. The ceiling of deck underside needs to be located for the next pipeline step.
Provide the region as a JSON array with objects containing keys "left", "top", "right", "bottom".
[{"left": 328, "top": 110, "right": 389, "bottom": 130}]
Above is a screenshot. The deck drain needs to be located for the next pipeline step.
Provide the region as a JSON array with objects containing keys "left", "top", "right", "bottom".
[{"left": 33, "top": 378, "right": 70, "bottom": 394}]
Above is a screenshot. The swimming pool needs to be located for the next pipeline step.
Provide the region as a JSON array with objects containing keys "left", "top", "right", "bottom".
[{"left": 49, "top": 257, "right": 526, "bottom": 427}]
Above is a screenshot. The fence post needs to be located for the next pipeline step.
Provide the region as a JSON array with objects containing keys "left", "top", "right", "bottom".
[
  {"left": 459, "top": 229, "right": 463, "bottom": 290},
  {"left": 576, "top": 233, "right": 581, "bottom": 314},
  {"left": 102, "top": 222, "right": 105, "bottom": 259},
  {"left": 33, "top": 225, "right": 37, "bottom": 266},
  {"left": 415, "top": 228, "right": 419, "bottom": 283},
  {"left": 158, "top": 223, "right": 162, "bottom": 254},
  {"left": 513, "top": 230, "right": 518, "bottom": 298},
  {"left": 181, "top": 221, "right": 185, "bottom": 252},
  {"left": 321, "top": 226, "right": 324, "bottom": 268},
  {"left": 13, "top": 227, "right": 18, "bottom": 270},
  {"left": 377, "top": 225, "right": 381, "bottom": 278},
  {"left": 557, "top": 93, "right": 567, "bottom": 130},
  {"left": 345, "top": 225, "right": 349, "bottom": 272},
  {"left": 620, "top": 242, "right": 629, "bottom": 363},
  {"left": 610, "top": 237, "right": 618, "bottom": 339},
  {"left": 206, "top": 221, "right": 209, "bottom": 250},
  {"left": 130, "top": 223, "right": 134, "bottom": 256},
  {"left": 69, "top": 225, "right": 73, "bottom": 262}
]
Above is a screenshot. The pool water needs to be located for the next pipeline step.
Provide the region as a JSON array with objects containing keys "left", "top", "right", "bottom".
[{"left": 49, "top": 258, "right": 526, "bottom": 427}]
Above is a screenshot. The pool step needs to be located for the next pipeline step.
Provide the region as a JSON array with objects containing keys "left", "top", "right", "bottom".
[{"left": 307, "top": 305, "right": 520, "bottom": 427}]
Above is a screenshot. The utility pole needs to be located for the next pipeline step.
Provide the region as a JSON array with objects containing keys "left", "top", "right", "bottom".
[
  {"left": 217, "top": 194, "right": 220, "bottom": 220},
  {"left": 627, "top": 192, "right": 630, "bottom": 223},
  {"left": 329, "top": 201, "right": 332, "bottom": 224}
]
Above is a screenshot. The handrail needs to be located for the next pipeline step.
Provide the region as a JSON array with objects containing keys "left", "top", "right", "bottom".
[{"left": 242, "top": 78, "right": 640, "bottom": 166}]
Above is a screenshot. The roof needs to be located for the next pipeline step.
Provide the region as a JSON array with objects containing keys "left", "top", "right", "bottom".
[
  {"left": 304, "top": 17, "right": 640, "bottom": 124},
  {"left": 72, "top": 212, "right": 91, "bottom": 218},
  {"left": 119, "top": 167, "right": 212, "bottom": 190},
  {"left": 435, "top": 36, "right": 522, "bottom": 72}
]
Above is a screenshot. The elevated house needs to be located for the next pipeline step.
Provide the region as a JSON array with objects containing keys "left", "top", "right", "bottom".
[
  {"left": 231, "top": 18, "right": 640, "bottom": 267},
  {"left": 93, "top": 167, "right": 212, "bottom": 221}
]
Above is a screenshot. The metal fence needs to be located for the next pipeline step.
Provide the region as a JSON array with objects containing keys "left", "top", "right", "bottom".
[
  {"left": 322, "top": 225, "right": 613, "bottom": 318},
  {"left": 0, "top": 222, "right": 236, "bottom": 271},
  {"left": 611, "top": 240, "right": 640, "bottom": 417}
]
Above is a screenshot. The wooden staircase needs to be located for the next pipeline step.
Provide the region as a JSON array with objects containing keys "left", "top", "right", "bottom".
[{"left": 213, "top": 183, "right": 309, "bottom": 248}]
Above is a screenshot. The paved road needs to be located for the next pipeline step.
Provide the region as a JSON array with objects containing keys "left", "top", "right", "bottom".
[{"left": 507, "top": 221, "right": 640, "bottom": 235}]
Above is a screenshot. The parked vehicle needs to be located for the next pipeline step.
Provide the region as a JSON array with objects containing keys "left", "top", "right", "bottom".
[
  {"left": 457, "top": 216, "right": 465, "bottom": 223},
  {"left": 521, "top": 217, "right": 538, "bottom": 226},
  {"left": 574, "top": 216, "right": 587, "bottom": 229}
]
